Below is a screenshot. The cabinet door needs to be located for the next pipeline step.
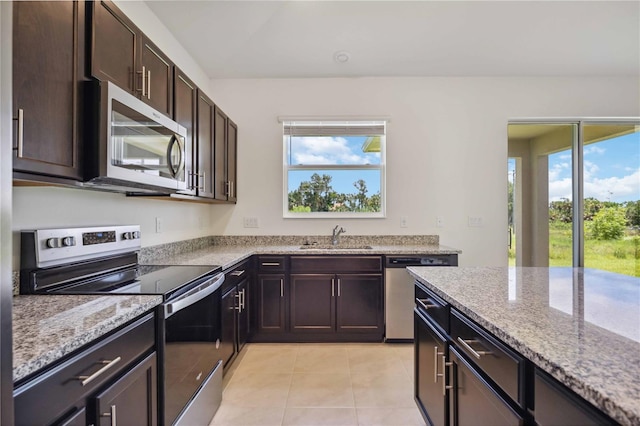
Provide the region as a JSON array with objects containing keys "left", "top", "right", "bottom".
[
  {"left": 227, "top": 119, "right": 238, "bottom": 202},
  {"left": 290, "top": 274, "right": 335, "bottom": 333},
  {"left": 91, "top": 352, "right": 157, "bottom": 426},
  {"left": 237, "top": 278, "right": 250, "bottom": 351},
  {"left": 221, "top": 287, "right": 238, "bottom": 368},
  {"left": 13, "top": 0, "right": 85, "bottom": 180},
  {"left": 173, "top": 67, "right": 197, "bottom": 196},
  {"left": 196, "top": 91, "right": 215, "bottom": 198},
  {"left": 257, "top": 274, "right": 286, "bottom": 333},
  {"left": 213, "top": 107, "right": 228, "bottom": 201},
  {"left": 449, "top": 347, "right": 523, "bottom": 426},
  {"left": 336, "top": 274, "right": 383, "bottom": 334},
  {"left": 141, "top": 36, "right": 173, "bottom": 117},
  {"left": 91, "top": 0, "right": 139, "bottom": 94},
  {"left": 534, "top": 369, "right": 612, "bottom": 426},
  {"left": 415, "top": 310, "right": 449, "bottom": 426}
]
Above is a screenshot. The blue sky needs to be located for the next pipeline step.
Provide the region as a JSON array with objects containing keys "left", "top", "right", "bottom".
[
  {"left": 548, "top": 132, "right": 639, "bottom": 203},
  {"left": 287, "top": 136, "right": 381, "bottom": 195}
]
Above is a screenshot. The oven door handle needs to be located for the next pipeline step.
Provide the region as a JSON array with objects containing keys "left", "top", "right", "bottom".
[{"left": 164, "top": 273, "right": 225, "bottom": 318}]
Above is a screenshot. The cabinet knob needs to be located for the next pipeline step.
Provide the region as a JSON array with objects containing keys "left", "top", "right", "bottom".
[{"left": 61, "top": 236, "right": 76, "bottom": 247}]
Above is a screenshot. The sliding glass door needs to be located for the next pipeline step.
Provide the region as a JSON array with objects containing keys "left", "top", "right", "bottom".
[{"left": 507, "top": 120, "right": 639, "bottom": 277}]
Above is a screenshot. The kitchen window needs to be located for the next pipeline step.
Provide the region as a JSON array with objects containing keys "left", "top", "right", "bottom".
[{"left": 281, "top": 119, "right": 386, "bottom": 218}]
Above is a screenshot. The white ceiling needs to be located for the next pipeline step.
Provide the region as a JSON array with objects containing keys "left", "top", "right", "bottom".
[{"left": 145, "top": 0, "right": 640, "bottom": 79}]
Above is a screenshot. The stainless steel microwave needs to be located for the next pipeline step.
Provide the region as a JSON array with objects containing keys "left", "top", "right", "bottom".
[{"left": 84, "top": 81, "right": 188, "bottom": 194}]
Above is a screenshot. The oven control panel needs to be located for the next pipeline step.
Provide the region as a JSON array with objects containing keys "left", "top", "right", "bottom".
[{"left": 22, "top": 225, "right": 142, "bottom": 268}]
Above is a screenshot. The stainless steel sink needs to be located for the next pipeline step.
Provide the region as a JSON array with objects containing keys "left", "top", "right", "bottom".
[{"left": 299, "top": 244, "right": 373, "bottom": 250}]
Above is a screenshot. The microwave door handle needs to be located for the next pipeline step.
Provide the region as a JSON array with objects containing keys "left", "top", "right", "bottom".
[
  {"left": 166, "top": 134, "right": 184, "bottom": 178},
  {"left": 164, "top": 273, "right": 225, "bottom": 318}
]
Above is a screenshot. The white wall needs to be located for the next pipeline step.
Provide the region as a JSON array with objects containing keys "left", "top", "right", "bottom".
[{"left": 208, "top": 76, "right": 640, "bottom": 266}]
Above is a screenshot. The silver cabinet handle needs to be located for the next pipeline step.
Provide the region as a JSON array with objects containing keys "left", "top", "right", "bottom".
[
  {"left": 241, "top": 289, "right": 246, "bottom": 310},
  {"left": 433, "top": 346, "right": 439, "bottom": 383},
  {"left": 280, "top": 279, "right": 284, "bottom": 297},
  {"left": 201, "top": 171, "right": 206, "bottom": 192},
  {"left": 417, "top": 298, "right": 438, "bottom": 309},
  {"left": 196, "top": 172, "right": 205, "bottom": 191},
  {"left": 76, "top": 357, "right": 122, "bottom": 386},
  {"left": 262, "top": 262, "right": 280, "bottom": 266},
  {"left": 15, "top": 108, "right": 24, "bottom": 157},
  {"left": 225, "top": 181, "right": 231, "bottom": 196},
  {"left": 337, "top": 278, "right": 341, "bottom": 297},
  {"left": 235, "top": 292, "right": 242, "bottom": 311},
  {"left": 140, "top": 66, "right": 146, "bottom": 97},
  {"left": 331, "top": 278, "right": 335, "bottom": 297},
  {"left": 230, "top": 270, "right": 245, "bottom": 277},
  {"left": 456, "top": 337, "right": 492, "bottom": 359},
  {"left": 442, "top": 355, "right": 453, "bottom": 396},
  {"left": 230, "top": 181, "right": 235, "bottom": 198},
  {"left": 147, "top": 69, "right": 151, "bottom": 99},
  {"left": 102, "top": 404, "right": 117, "bottom": 426}
]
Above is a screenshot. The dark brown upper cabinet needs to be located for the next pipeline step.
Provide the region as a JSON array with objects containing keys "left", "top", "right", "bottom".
[
  {"left": 227, "top": 119, "right": 238, "bottom": 203},
  {"left": 196, "top": 90, "right": 216, "bottom": 199},
  {"left": 12, "top": 1, "right": 87, "bottom": 182},
  {"left": 90, "top": 0, "right": 173, "bottom": 117},
  {"left": 173, "top": 67, "right": 197, "bottom": 196},
  {"left": 213, "top": 107, "right": 238, "bottom": 203}
]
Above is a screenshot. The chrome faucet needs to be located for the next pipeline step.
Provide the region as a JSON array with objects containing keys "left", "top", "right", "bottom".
[{"left": 331, "top": 225, "right": 346, "bottom": 245}]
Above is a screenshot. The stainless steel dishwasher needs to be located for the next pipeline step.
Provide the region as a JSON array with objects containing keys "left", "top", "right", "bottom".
[{"left": 385, "top": 255, "right": 458, "bottom": 341}]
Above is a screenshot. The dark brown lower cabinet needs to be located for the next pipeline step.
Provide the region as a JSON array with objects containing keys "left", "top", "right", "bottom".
[
  {"left": 449, "top": 347, "right": 524, "bottom": 426},
  {"left": 257, "top": 274, "right": 287, "bottom": 334},
  {"left": 336, "top": 274, "right": 383, "bottom": 334},
  {"left": 290, "top": 274, "right": 335, "bottom": 333},
  {"left": 221, "top": 286, "right": 238, "bottom": 367},
  {"left": 90, "top": 352, "right": 157, "bottom": 426},
  {"left": 415, "top": 309, "right": 449, "bottom": 426},
  {"left": 533, "top": 369, "right": 614, "bottom": 426}
]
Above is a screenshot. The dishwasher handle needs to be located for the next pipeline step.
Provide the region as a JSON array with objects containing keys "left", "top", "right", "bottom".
[{"left": 165, "top": 273, "right": 224, "bottom": 318}]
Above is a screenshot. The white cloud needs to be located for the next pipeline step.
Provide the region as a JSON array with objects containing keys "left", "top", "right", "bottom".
[
  {"left": 584, "top": 145, "right": 606, "bottom": 156},
  {"left": 584, "top": 169, "right": 640, "bottom": 202},
  {"left": 291, "top": 136, "right": 371, "bottom": 165},
  {"left": 549, "top": 176, "right": 573, "bottom": 202}
]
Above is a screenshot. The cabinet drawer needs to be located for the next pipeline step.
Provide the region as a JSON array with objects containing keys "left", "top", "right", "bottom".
[
  {"left": 450, "top": 309, "right": 524, "bottom": 406},
  {"left": 258, "top": 256, "right": 287, "bottom": 272},
  {"left": 291, "top": 256, "right": 382, "bottom": 273},
  {"left": 414, "top": 281, "right": 449, "bottom": 333},
  {"left": 223, "top": 259, "right": 250, "bottom": 292},
  {"left": 14, "top": 314, "right": 155, "bottom": 426}
]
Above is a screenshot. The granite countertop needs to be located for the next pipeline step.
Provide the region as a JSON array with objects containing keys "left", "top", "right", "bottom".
[
  {"left": 13, "top": 295, "right": 162, "bottom": 383},
  {"left": 406, "top": 266, "right": 640, "bottom": 426},
  {"left": 142, "top": 238, "right": 460, "bottom": 271}
]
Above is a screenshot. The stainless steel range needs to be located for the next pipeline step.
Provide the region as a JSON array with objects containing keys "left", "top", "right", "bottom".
[{"left": 20, "top": 225, "right": 224, "bottom": 426}]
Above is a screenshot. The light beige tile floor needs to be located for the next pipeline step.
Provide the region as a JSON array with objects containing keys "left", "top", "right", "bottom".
[{"left": 209, "top": 343, "right": 426, "bottom": 426}]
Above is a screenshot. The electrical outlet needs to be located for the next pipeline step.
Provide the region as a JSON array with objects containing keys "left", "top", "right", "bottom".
[
  {"left": 436, "top": 216, "right": 444, "bottom": 228},
  {"left": 155, "top": 217, "right": 162, "bottom": 233},
  {"left": 243, "top": 217, "right": 259, "bottom": 228},
  {"left": 400, "top": 216, "right": 408, "bottom": 228},
  {"left": 468, "top": 216, "right": 483, "bottom": 227}
]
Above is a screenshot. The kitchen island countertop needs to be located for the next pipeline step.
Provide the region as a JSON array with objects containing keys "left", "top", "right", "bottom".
[
  {"left": 407, "top": 266, "right": 640, "bottom": 425},
  {"left": 13, "top": 294, "right": 162, "bottom": 383}
]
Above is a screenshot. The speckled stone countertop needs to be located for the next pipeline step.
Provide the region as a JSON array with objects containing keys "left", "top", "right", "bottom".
[
  {"left": 13, "top": 295, "right": 162, "bottom": 383},
  {"left": 140, "top": 235, "right": 460, "bottom": 269},
  {"left": 406, "top": 266, "right": 640, "bottom": 425}
]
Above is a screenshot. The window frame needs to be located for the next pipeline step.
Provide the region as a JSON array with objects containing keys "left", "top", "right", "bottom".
[{"left": 281, "top": 118, "right": 387, "bottom": 219}]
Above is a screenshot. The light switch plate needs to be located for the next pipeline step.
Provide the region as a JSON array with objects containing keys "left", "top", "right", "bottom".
[
  {"left": 243, "top": 217, "right": 259, "bottom": 228},
  {"left": 400, "top": 216, "right": 408, "bottom": 228}
]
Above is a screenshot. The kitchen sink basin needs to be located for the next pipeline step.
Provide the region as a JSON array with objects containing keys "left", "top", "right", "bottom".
[{"left": 299, "top": 244, "right": 373, "bottom": 250}]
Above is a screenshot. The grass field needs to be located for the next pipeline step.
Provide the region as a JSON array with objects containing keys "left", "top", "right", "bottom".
[{"left": 508, "top": 222, "right": 640, "bottom": 277}]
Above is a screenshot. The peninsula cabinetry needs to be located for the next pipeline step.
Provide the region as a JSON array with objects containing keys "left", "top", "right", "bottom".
[
  {"left": 14, "top": 314, "right": 157, "bottom": 426},
  {"left": 12, "top": 0, "right": 87, "bottom": 182},
  {"left": 414, "top": 279, "right": 619, "bottom": 426}
]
